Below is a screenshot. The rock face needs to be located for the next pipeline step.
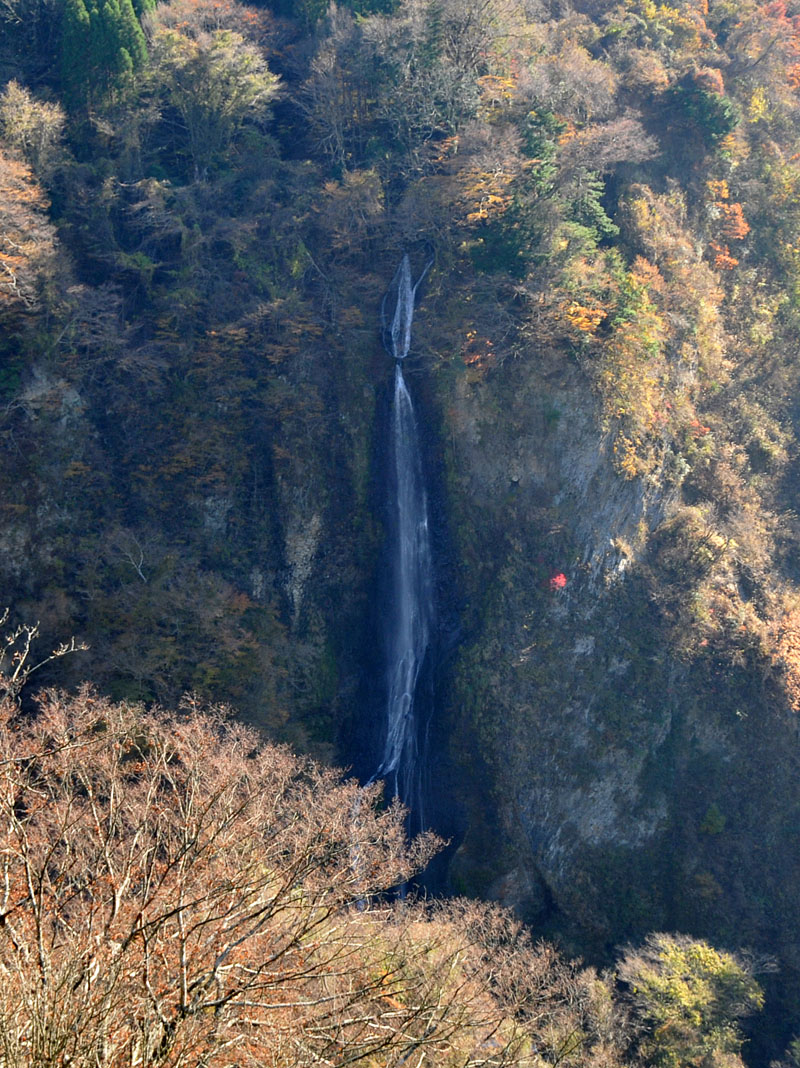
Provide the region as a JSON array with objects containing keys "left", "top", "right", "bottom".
[
  {"left": 8, "top": 0, "right": 800, "bottom": 1048},
  {"left": 427, "top": 343, "right": 800, "bottom": 975},
  {"left": 4, "top": 252, "right": 799, "bottom": 985}
]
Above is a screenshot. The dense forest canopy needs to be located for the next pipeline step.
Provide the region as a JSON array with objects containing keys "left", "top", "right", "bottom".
[{"left": 5, "top": 0, "right": 800, "bottom": 1058}]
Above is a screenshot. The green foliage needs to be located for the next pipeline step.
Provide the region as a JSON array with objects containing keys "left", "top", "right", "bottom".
[
  {"left": 700, "top": 802, "right": 727, "bottom": 835},
  {"left": 469, "top": 222, "right": 527, "bottom": 276},
  {"left": 665, "top": 82, "right": 740, "bottom": 148},
  {"left": 521, "top": 109, "right": 563, "bottom": 188},
  {"left": 60, "top": 0, "right": 147, "bottom": 107},
  {"left": 618, "top": 933, "right": 763, "bottom": 1068},
  {"left": 60, "top": 0, "right": 92, "bottom": 108},
  {"left": 572, "top": 172, "right": 619, "bottom": 242},
  {"left": 149, "top": 26, "right": 278, "bottom": 180},
  {"left": 60, "top": 0, "right": 147, "bottom": 108},
  {"left": 0, "top": 356, "right": 23, "bottom": 399}
]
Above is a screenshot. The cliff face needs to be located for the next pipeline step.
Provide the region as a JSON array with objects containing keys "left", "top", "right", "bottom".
[
  {"left": 4, "top": 184, "right": 800, "bottom": 1005},
  {"left": 7, "top": 0, "right": 800, "bottom": 1040},
  {"left": 428, "top": 310, "right": 800, "bottom": 970},
  {"left": 7, "top": 217, "right": 800, "bottom": 969},
  {"left": 0, "top": 213, "right": 387, "bottom": 762}
]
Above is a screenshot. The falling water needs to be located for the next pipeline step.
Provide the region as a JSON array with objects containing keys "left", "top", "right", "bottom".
[
  {"left": 368, "top": 255, "right": 434, "bottom": 829},
  {"left": 382, "top": 254, "right": 431, "bottom": 362}
]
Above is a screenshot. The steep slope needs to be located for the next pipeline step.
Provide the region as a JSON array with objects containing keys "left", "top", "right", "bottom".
[{"left": 4, "top": 0, "right": 800, "bottom": 1045}]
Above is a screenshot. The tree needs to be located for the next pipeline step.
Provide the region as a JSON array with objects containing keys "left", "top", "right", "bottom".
[
  {"left": 0, "top": 688, "right": 438, "bottom": 1067},
  {"left": 0, "top": 611, "right": 86, "bottom": 703},
  {"left": 618, "top": 933, "right": 764, "bottom": 1068},
  {"left": 60, "top": 0, "right": 93, "bottom": 107},
  {"left": 147, "top": 19, "right": 279, "bottom": 180},
  {"left": 0, "top": 147, "right": 57, "bottom": 319},
  {"left": 148, "top": 0, "right": 274, "bottom": 46},
  {"left": 60, "top": 0, "right": 148, "bottom": 107},
  {"left": 0, "top": 81, "right": 65, "bottom": 177},
  {"left": 0, "top": 682, "right": 639, "bottom": 1068},
  {"left": 664, "top": 77, "right": 740, "bottom": 149}
]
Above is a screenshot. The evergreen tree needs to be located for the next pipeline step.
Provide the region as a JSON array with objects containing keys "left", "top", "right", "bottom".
[
  {"left": 60, "top": 0, "right": 92, "bottom": 108},
  {"left": 115, "top": 0, "right": 147, "bottom": 71},
  {"left": 59, "top": 0, "right": 147, "bottom": 107}
]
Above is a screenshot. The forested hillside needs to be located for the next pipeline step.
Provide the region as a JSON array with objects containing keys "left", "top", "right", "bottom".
[{"left": 5, "top": 0, "right": 800, "bottom": 1056}]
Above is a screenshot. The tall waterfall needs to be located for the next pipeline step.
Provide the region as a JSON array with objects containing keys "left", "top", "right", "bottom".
[{"left": 369, "top": 255, "right": 434, "bottom": 828}]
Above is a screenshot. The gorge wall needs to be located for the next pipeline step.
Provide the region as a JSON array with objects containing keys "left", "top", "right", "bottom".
[{"left": 5, "top": 0, "right": 800, "bottom": 1049}]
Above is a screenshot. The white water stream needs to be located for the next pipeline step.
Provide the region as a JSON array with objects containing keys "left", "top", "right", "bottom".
[{"left": 369, "top": 255, "right": 434, "bottom": 826}]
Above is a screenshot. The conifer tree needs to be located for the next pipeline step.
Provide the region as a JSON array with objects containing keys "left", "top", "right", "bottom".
[
  {"left": 60, "top": 0, "right": 147, "bottom": 107},
  {"left": 60, "top": 0, "right": 92, "bottom": 108},
  {"left": 115, "top": 0, "right": 147, "bottom": 71}
]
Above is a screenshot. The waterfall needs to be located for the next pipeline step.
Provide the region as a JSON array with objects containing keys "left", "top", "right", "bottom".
[
  {"left": 382, "top": 254, "right": 431, "bottom": 362},
  {"left": 369, "top": 255, "right": 434, "bottom": 829}
]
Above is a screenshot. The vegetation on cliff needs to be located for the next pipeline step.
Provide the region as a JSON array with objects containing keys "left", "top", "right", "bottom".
[{"left": 3, "top": 0, "right": 800, "bottom": 1055}]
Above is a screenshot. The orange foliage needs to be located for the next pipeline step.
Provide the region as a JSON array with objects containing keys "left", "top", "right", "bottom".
[
  {"left": 772, "top": 603, "right": 800, "bottom": 711},
  {"left": 565, "top": 301, "right": 607, "bottom": 334},
  {"left": 558, "top": 120, "right": 578, "bottom": 146},
  {"left": 0, "top": 690, "right": 629, "bottom": 1068},
  {"left": 694, "top": 66, "right": 725, "bottom": 94},
  {"left": 150, "top": 0, "right": 272, "bottom": 42},
  {"left": 630, "top": 255, "right": 665, "bottom": 292},
  {"left": 462, "top": 168, "right": 515, "bottom": 223},
  {"left": 613, "top": 433, "right": 644, "bottom": 479},
  {"left": 709, "top": 240, "right": 739, "bottom": 269},
  {"left": 718, "top": 132, "right": 741, "bottom": 157},
  {"left": 0, "top": 150, "right": 56, "bottom": 315},
  {"left": 462, "top": 329, "right": 498, "bottom": 375},
  {"left": 689, "top": 417, "right": 711, "bottom": 437},
  {"left": 0, "top": 691, "right": 438, "bottom": 1067},
  {"left": 476, "top": 74, "right": 517, "bottom": 116},
  {"left": 719, "top": 202, "right": 751, "bottom": 241}
]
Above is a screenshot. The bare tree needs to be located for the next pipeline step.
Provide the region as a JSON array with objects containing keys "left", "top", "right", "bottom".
[
  {"left": 0, "top": 610, "right": 86, "bottom": 703},
  {"left": 0, "top": 687, "right": 637, "bottom": 1067},
  {"left": 0, "top": 148, "right": 57, "bottom": 316}
]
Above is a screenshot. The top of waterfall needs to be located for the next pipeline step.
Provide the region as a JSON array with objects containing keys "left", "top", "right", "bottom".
[{"left": 382, "top": 254, "right": 431, "bottom": 361}]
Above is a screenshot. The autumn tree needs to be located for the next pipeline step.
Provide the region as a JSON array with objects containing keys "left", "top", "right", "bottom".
[
  {"left": 146, "top": 12, "right": 279, "bottom": 180},
  {"left": 149, "top": 0, "right": 274, "bottom": 46},
  {"left": 0, "top": 146, "right": 57, "bottom": 319},
  {"left": 0, "top": 685, "right": 638, "bottom": 1068},
  {"left": 304, "top": 0, "right": 525, "bottom": 176},
  {"left": 618, "top": 933, "right": 764, "bottom": 1068},
  {"left": 0, "top": 688, "right": 433, "bottom": 1067},
  {"left": 0, "top": 81, "right": 65, "bottom": 177}
]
